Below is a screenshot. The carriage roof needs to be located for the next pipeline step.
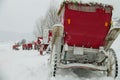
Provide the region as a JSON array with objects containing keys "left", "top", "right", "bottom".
[{"left": 58, "top": 1, "right": 113, "bottom": 15}]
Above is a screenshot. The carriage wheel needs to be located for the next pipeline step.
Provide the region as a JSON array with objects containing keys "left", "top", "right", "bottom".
[{"left": 106, "top": 48, "right": 118, "bottom": 78}]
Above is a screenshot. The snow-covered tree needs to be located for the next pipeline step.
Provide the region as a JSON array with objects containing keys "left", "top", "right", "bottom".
[{"left": 33, "top": 0, "right": 60, "bottom": 37}]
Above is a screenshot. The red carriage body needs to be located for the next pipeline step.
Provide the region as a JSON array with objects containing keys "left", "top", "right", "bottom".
[{"left": 62, "top": 2, "right": 112, "bottom": 49}]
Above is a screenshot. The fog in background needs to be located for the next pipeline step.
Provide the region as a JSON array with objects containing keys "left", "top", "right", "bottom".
[{"left": 0, "top": 0, "right": 120, "bottom": 41}]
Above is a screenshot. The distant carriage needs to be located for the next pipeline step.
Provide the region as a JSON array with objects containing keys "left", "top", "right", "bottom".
[
  {"left": 12, "top": 43, "right": 20, "bottom": 50},
  {"left": 22, "top": 43, "right": 32, "bottom": 50}
]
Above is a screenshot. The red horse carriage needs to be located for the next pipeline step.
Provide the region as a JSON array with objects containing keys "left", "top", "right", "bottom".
[
  {"left": 12, "top": 43, "right": 20, "bottom": 50},
  {"left": 22, "top": 43, "right": 33, "bottom": 50},
  {"left": 49, "top": 1, "right": 120, "bottom": 79}
]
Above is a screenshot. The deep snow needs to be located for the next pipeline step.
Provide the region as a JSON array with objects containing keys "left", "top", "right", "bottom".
[
  {"left": 0, "top": 35, "right": 120, "bottom": 80},
  {"left": 0, "top": 42, "right": 49, "bottom": 80}
]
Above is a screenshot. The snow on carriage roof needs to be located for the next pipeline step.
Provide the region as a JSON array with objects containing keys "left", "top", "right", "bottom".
[
  {"left": 60, "top": 0, "right": 113, "bottom": 7},
  {"left": 53, "top": 24, "right": 64, "bottom": 27},
  {"left": 57, "top": 0, "right": 113, "bottom": 15}
]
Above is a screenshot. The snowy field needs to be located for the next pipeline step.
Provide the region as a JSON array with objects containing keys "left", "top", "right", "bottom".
[{"left": 0, "top": 35, "right": 120, "bottom": 80}]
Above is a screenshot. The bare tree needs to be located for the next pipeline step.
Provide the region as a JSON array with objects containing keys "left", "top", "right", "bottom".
[
  {"left": 33, "top": 28, "right": 39, "bottom": 38},
  {"left": 44, "top": 3, "right": 60, "bottom": 29},
  {"left": 21, "top": 39, "right": 26, "bottom": 44},
  {"left": 33, "top": 17, "right": 45, "bottom": 37},
  {"left": 33, "top": 0, "right": 60, "bottom": 38}
]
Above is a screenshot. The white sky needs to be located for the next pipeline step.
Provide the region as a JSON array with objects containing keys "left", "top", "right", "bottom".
[
  {"left": 0, "top": 0, "right": 52, "bottom": 33},
  {"left": 0, "top": 0, "right": 120, "bottom": 33}
]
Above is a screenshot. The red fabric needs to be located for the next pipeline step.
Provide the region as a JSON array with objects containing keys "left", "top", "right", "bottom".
[
  {"left": 22, "top": 44, "right": 27, "bottom": 49},
  {"left": 48, "top": 30, "right": 52, "bottom": 37},
  {"left": 38, "top": 37, "right": 43, "bottom": 39},
  {"left": 37, "top": 37, "right": 43, "bottom": 44},
  {"left": 13, "top": 44, "right": 19, "bottom": 50},
  {"left": 63, "top": 4, "right": 112, "bottom": 49},
  {"left": 43, "top": 44, "right": 49, "bottom": 50},
  {"left": 27, "top": 43, "right": 32, "bottom": 49},
  {"left": 48, "top": 30, "right": 52, "bottom": 43}
]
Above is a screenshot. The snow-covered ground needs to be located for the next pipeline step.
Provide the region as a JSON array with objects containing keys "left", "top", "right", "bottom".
[
  {"left": 0, "top": 42, "right": 49, "bottom": 80},
  {"left": 0, "top": 35, "right": 120, "bottom": 80}
]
